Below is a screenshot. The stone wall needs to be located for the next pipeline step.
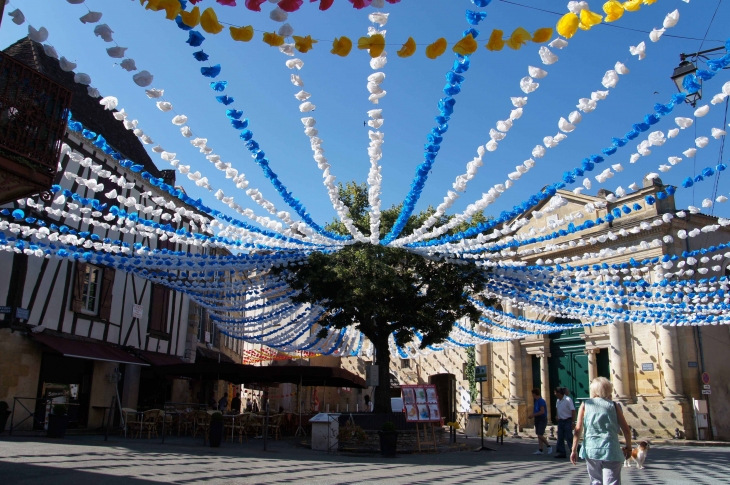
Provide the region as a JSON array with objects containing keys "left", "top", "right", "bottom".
[
  {"left": 339, "top": 427, "right": 449, "bottom": 452},
  {"left": 0, "top": 329, "right": 41, "bottom": 431}
]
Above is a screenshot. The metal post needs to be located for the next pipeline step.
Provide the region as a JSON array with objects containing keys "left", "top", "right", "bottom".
[
  {"left": 9, "top": 398, "right": 16, "bottom": 436},
  {"left": 161, "top": 405, "right": 167, "bottom": 444},
  {"left": 263, "top": 401, "right": 270, "bottom": 451},
  {"left": 474, "top": 381, "right": 495, "bottom": 452},
  {"left": 104, "top": 396, "right": 114, "bottom": 442}
]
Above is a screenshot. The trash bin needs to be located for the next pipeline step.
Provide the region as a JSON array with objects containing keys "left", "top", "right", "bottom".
[
  {"left": 465, "top": 413, "right": 483, "bottom": 437},
  {"left": 309, "top": 413, "right": 340, "bottom": 451}
]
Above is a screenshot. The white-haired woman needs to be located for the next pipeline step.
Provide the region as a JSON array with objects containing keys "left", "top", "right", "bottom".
[{"left": 571, "top": 377, "right": 632, "bottom": 485}]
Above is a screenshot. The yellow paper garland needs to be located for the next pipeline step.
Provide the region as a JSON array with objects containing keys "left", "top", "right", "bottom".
[
  {"left": 200, "top": 7, "right": 224, "bottom": 35},
  {"left": 397, "top": 37, "right": 417, "bottom": 58},
  {"left": 425, "top": 38, "right": 448, "bottom": 59},
  {"left": 603, "top": 1, "right": 624, "bottom": 22},
  {"left": 453, "top": 34, "right": 478, "bottom": 56},
  {"left": 331, "top": 37, "right": 353, "bottom": 57},
  {"left": 230, "top": 25, "right": 254, "bottom": 42},
  {"left": 357, "top": 34, "right": 385, "bottom": 58},
  {"left": 263, "top": 32, "right": 285, "bottom": 47},
  {"left": 293, "top": 35, "right": 318, "bottom": 54}
]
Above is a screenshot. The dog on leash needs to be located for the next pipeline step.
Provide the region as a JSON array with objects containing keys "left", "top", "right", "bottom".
[{"left": 624, "top": 441, "right": 650, "bottom": 469}]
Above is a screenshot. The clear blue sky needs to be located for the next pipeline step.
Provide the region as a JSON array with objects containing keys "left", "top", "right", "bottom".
[{"left": 2, "top": 0, "right": 729, "bottom": 233}]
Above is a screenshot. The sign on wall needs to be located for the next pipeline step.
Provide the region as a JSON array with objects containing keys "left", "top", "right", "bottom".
[
  {"left": 132, "top": 304, "right": 144, "bottom": 319},
  {"left": 402, "top": 384, "right": 441, "bottom": 423},
  {"left": 641, "top": 363, "right": 654, "bottom": 372}
]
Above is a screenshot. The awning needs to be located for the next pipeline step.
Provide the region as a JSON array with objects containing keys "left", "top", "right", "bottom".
[
  {"left": 137, "top": 350, "right": 185, "bottom": 367},
  {"left": 196, "top": 346, "right": 236, "bottom": 364},
  {"left": 154, "top": 362, "right": 366, "bottom": 389},
  {"left": 31, "top": 332, "right": 149, "bottom": 366}
]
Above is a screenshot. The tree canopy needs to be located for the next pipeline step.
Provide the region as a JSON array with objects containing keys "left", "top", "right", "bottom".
[{"left": 273, "top": 182, "right": 490, "bottom": 412}]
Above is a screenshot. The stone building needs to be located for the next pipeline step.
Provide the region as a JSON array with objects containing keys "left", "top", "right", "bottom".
[{"left": 330, "top": 177, "right": 730, "bottom": 441}]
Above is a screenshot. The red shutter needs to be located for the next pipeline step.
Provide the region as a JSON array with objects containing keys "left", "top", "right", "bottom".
[
  {"left": 71, "top": 262, "right": 87, "bottom": 313},
  {"left": 98, "top": 267, "right": 116, "bottom": 321}
]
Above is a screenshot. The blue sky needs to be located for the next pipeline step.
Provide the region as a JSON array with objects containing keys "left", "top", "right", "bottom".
[{"left": 2, "top": 0, "right": 729, "bottom": 235}]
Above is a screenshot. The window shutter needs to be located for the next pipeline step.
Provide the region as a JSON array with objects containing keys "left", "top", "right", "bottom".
[
  {"left": 149, "top": 284, "right": 171, "bottom": 336},
  {"left": 98, "top": 267, "right": 116, "bottom": 321},
  {"left": 71, "top": 262, "right": 87, "bottom": 312}
]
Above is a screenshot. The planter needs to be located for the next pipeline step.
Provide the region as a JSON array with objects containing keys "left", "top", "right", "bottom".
[
  {"left": 0, "top": 410, "right": 10, "bottom": 434},
  {"left": 209, "top": 421, "right": 224, "bottom": 448},
  {"left": 378, "top": 430, "right": 398, "bottom": 457},
  {"left": 47, "top": 414, "right": 69, "bottom": 439}
]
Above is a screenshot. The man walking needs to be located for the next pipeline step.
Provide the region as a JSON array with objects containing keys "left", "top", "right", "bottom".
[
  {"left": 527, "top": 388, "right": 552, "bottom": 455},
  {"left": 554, "top": 387, "right": 576, "bottom": 458}
]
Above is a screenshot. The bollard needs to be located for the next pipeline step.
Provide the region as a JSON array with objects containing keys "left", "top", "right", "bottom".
[
  {"left": 631, "top": 427, "right": 638, "bottom": 440},
  {"left": 512, "top": 423, "right": 520, "bottom": 439},
  {"left": 548, "top": 426, "right": 555, "bottom": 440}
]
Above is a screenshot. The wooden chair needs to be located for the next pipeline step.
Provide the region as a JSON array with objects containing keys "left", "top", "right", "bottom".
[
  {"left": 178, "top": 411, "right": 195, "bottom": 436},
  {"left": 139, "top": 409, "right": 162, "bottom": 439},
  {"left": 193, "top": 410, "right": 211, "bottom": 440},
  {"left": 234, "top": 413, "right": 251, "bottom": 443},
  {"left": 247, "top": 413, "right": 264, "bottom": 438},
  {"left": 121, "top": 408, "right": 139, "bottom": 438},
  {"left": 223, "top": 414, "right": 237, "bottom": 443},
  {"left": 267, "top": 414, "right": 284, "bottom": 441}
]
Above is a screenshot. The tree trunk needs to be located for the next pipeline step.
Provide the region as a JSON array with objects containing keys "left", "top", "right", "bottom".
[{"left": 373, "top": 337, "right": 392, "bottom": 413}]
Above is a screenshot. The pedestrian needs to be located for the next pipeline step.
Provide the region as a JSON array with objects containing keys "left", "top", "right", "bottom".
[
  {"left": 246, "top": 398, "right": 252, "bottom": 412},
  {"left": 571, "top": 377, "right": 632, "bottom": 485},
  {"left": 527, "top": 388, "right": 551, "bottom": 455},
  {"left": 231, "top": 393, "right": 242, "bottom": 414},
  {"left": 554, "top": 387, "right": 576, "bottom": 459},
  {"left": 218, "top": 392, "right": 228, "bottom": 412},
  {"left": 562, "top": 387, "right": 575, "bottom": 410},
  {"left": 363, "top": 395, "right": 373, "bottom": 412},
  {"left": 252, "top": 399, "right": 260, "bottom": 413}
]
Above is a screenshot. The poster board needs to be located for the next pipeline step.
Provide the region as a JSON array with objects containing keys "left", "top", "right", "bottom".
[{"left": 401, "top": 384, "right": 441, "bottom": 423}]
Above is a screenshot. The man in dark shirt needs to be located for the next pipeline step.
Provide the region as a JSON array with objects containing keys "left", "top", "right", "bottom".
[
  {"left": 527, "top": 388, "right": 552, "bottom": 455},
  {"left": 230, "top": 393, "right": 242, "bottom": 414}
]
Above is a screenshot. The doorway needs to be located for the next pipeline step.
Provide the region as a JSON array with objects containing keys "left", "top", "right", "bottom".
[
  {"left": 35, "top": 353, "right": 93, "bottom": 429},
  {"left": 429, "top": 374, "right": 455, "bottom": 424},
  {"left": 548, "top": 323, "right": 588, "bottom": 422}
]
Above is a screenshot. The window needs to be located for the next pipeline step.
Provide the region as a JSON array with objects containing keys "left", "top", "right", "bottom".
[
  {"left": 400, "top": 359, "right": 411, "bottom": 369},
  {"left": 72, "top": 263, "right": 115, "bottom": 318},
  {"left": 81, "top": 265, "right": 102, "bottom": 314}
]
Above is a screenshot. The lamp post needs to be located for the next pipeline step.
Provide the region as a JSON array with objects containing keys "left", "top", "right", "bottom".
[{"left": 671, "top": 47, "right": 727, "bottom": 107}]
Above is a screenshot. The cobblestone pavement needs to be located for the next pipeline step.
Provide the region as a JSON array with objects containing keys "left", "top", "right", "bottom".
[{"left": 1, "top": 434, "right": 728, "bottom": 484}]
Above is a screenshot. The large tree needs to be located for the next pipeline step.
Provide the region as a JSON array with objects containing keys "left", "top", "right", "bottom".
[{"left": 274, "top": 182, "right": 489, "bottom": 412}]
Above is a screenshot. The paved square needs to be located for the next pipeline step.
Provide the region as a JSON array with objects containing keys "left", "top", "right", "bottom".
[{"left": 1, "top": 435, "right": 728, "bottom": 484}]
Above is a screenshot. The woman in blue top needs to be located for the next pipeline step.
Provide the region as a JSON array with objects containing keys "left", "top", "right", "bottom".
[{"left": 571, "top": 377, "right": 632, "bottom": 485}]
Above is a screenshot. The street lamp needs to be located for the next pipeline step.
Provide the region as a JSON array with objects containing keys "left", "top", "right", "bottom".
[
  {"left": 671, "top": 46, "right": 727, "bottom": 107},
  {"left": 671, "top": 60, "right": 700, "bottom": 106}
]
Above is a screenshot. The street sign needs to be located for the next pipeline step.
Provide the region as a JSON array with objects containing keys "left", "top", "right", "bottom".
[
  {"left": 701, "top": 372, "right": 711, "bottom": 385},
  {"left": 702, "top": 384, "right": 711, "bottom": 390},
  {"left": 0, "top": 306, "right": 11, "bottom": 314},
  {"left": 641, "top": 363, "right": 654, "bottom": 371},
  {"left": 688, "top": 361, "right": 698, "bottom": 368},
  {"left": 702, "top": 389, "right": 712, "bottom": 395},
  {"left": 15, "top": 307, "right": 29, "bottom": 320},
  {"left": 474, "top": 365, "right": 488, "bottom": 382}
]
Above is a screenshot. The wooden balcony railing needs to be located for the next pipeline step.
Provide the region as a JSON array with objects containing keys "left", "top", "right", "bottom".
[{"left": 0, "top": 51, "right": 72, "bottom": 204}]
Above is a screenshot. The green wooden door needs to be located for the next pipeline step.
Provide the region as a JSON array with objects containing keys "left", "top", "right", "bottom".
[{"left": 548, "top": 324, "right": 588, "bottom": 422}]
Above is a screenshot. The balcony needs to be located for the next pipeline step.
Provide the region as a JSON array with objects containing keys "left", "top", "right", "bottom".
[{"left": 0, "top": 51, "right": 72, "bottom": 205}]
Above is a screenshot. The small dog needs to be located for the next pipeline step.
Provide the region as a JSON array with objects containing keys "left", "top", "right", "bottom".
[{"left": 624, "top": 441, "right": 650, "bottom": 469}]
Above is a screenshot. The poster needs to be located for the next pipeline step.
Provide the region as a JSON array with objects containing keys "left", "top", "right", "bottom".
[
  {"left": 402, "top": 388, "right": 415, "bottom": 405},
  {"left": 401, "top": 385, "right": 441, "bottom": 423}
]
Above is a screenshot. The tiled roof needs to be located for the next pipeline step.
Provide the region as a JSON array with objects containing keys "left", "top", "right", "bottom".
[{"left": 2, "top": 37, "right": 162, "bottom": 177}]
